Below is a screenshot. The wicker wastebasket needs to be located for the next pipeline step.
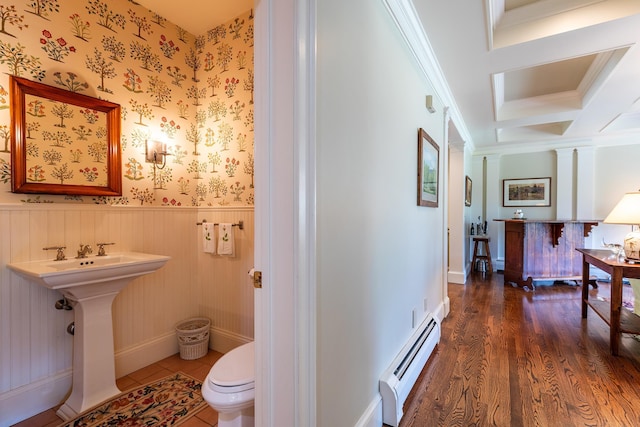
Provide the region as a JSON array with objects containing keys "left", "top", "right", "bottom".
[{"left": 175, "top": 317, "right": 210, "bottom": 360}]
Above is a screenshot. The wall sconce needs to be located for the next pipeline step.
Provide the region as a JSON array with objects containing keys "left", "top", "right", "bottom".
[
  {"left": 145, "top": 139, "right": 171, "bottom": 189},
  {"left": 426, "top": 95, "right": 436, "bottom": 114},
  {"left": 604, "top": 191, "right": 640, "bottom": 263}
]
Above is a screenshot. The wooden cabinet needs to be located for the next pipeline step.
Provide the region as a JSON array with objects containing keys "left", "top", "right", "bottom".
[
  {"left": 496, "top": 219, "right": 598, "bottom": 289},
  {"left": 504, "top": 220, "right": 525, "bottom": 286}
]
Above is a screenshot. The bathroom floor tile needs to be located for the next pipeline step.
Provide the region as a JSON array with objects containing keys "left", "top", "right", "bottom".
[
  {"left": 194, "top": 405, "right": 219, "bottom": 425},
  {"left": 126, "top": 362, "right": 168, "bottom": 383},
  {"left": 187, "top": 363, "right": 213, "bottom": 382},
  {"left": 180, "top": 415, "right": 213, "bottom": 427},
  {"left": 115, "top": 375, "right": 139, "bottom": 391},
  {"left": 10, "top": 409, "right": 60, "bottom": 427}
]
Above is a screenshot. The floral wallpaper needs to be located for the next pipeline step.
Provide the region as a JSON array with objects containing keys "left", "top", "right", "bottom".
[
  {"left": 0, "top": 0, "right": 254, "bottom": 206},
  {"left": 22, "top": 91, "right": 112, "bottom": 187}
]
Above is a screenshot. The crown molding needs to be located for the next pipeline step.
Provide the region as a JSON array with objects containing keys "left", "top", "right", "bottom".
[{"left": 382, "top": 0, "right": 474, "bottom": 150}]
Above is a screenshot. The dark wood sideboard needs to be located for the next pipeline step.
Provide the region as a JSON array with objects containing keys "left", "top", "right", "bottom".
[{"left": 494, "top": 219, "right": 599, "bottom": 289}]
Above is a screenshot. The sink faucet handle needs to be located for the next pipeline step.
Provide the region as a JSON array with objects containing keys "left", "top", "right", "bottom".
[
  {"left": 43, "top": 246, "right": 67, "bottom": 261},
  {"left": 96, "top": 242, "right": 115, "bottom": 256}
]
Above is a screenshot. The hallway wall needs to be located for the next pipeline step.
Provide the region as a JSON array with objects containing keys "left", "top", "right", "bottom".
[{"left": 316, "top": 0, "right": 448, "bottom": 424}]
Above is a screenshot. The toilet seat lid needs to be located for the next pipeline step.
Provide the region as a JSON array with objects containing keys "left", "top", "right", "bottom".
[{"left": 209, "top": 341, "right": 255, "bottom": 388}]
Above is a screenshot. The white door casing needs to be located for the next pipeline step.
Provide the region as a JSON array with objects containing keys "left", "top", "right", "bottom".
[{"left": 254, "top": 0, "right": 316, "bottom": 426}]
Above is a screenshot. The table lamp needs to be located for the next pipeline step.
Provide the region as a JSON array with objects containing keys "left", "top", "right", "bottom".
[{"left": 603, "top": 191, "right": 640, "bottom": 263}]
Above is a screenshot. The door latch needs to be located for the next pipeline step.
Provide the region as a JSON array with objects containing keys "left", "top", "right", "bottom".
[{"left": 253, "top": 270, "right": 262, "bottom": 288}]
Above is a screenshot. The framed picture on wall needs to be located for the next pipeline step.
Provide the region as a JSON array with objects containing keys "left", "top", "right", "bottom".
[
  {"left": 503, "top": 177, "right": 551, "bottom": 207},
  {"left": 465, "top": 176, "right": 472, "bottom": 206},
  {"left": 417, "top": 128, "right": 439, "bottom": 207}
]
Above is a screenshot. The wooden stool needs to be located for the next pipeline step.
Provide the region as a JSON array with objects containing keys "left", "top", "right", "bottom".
[{"left": 472, "top": 236, "right": 493, "bottom": 274}]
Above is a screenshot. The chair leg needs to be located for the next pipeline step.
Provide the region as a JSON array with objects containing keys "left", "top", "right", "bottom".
[
  {"left": 472, "top": 241, "right": 479, "bottom": 271},
  {"left": 484, "top": 242, "right": 493, "bottom": 273}
]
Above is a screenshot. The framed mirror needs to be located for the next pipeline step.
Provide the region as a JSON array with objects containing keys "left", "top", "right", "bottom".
[{"left": 10, "top": 76, "right": 122, "bottom": 196}]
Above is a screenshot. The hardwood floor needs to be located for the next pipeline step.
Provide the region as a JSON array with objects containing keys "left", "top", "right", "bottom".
[
  {"left": 15, "top": 272, "right": 640, "bottom": 427},
  {"left": 12, "top": 350, "right": 223, "bottom": 427},
  {"left": 401, "top": 272, "right": 640, "bottom": 427}
]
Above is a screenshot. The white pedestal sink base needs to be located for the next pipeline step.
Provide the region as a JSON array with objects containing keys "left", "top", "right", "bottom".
[
  {"left": 7, "top": 252, "right": 170, "bottom": 421},
  {"left": 56, "top": 287, "right": 124, "bottom": 420}
]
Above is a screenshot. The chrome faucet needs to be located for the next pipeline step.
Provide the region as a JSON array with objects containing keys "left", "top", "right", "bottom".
[{"left": 76, "top": 244, "right": 93, "bottom": 259}]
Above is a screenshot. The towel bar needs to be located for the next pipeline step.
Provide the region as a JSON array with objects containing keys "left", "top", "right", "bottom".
[{"left": 196, "top": 219, "right": 244, "bottom": 230}]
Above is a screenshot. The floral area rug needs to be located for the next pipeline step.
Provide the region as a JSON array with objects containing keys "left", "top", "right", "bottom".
[{"left": 57, "top": 372, "right": 206, "bottom": 427}]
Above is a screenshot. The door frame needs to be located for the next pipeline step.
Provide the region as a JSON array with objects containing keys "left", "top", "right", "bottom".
[{"left": 254, "top": 0, "right": 317, "bottom": 425}]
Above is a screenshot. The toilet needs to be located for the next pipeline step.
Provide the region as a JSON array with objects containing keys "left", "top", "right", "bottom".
[{"left": 202, "top": 341, "right": 255, "bottom": 427}]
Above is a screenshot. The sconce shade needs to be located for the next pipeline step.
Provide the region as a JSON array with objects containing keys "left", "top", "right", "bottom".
[
  {"left": 145, "top": 140, "right": 166, "bottom": 164},
  {"left": 604, "top": 191, "right": 640, "bottom": 262},
  {"left": 426, "top": 95, "right": 436, "bottom": 114}
]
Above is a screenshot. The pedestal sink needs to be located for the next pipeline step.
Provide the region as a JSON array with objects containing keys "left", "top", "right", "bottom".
[{"left": 8, "top": 251, "right": 170, "bottom": 420}]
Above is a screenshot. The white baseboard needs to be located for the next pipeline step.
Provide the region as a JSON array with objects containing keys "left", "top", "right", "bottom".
[
  {"left": 115, "top": 331, "right": 179, "bottom": 377},
  {"left": 0, "top": 371, "right": 71, "bottom": 427},
  {"left": 210, "top": 326, "right": 252, "bottom": 353},
  {"left": 447, "top": 270, "right": 466, "bottom": 284},
  {"left": 441, "top": 296, "right": 450, "bottom": 319},
  {"left": 355, "top": 395, "right": 382, "bottom": 427},
  {"left": 115, "top": 326, "right": 252, "bottom": 377},
  {"left": 435, "top": 299, "right": 448, "bottom": 324}
]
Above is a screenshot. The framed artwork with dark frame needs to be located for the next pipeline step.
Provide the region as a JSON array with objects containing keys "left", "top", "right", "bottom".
[
  {"left": 465, "top": 175, "right": 472, "bottom": 206},
  {"left": 502, "top": 177, "right": 551, "bottom": 207},
  {"left": 417, "top": 128, "right": 439, "bottom": 207},
  {"left": 10, "top": 75, "right": 122, "bottom": 196}
]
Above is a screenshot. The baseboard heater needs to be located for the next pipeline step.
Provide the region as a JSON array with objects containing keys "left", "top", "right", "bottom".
[{"left": 379, "top": 314, "right": 440, "bottom": 426}]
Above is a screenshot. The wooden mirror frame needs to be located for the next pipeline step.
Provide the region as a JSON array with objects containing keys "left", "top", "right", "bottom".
[{"left": 10, "top": 76, "right": 122, "bottom": 196}]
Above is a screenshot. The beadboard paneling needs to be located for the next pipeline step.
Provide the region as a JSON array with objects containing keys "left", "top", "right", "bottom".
[
  {"left": 0, "top": 205, "right": 254, "bottom": 424},
  {"left": 197, "top": 209, "right": 255, "bottom": 349}
]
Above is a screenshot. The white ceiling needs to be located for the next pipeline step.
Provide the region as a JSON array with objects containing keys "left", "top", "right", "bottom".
[
  {"left": 134, "top": 0, "right": 640, "bottom": 152},
  {"left": 134, "top": 0, "right": 253, "bottom": 35}
]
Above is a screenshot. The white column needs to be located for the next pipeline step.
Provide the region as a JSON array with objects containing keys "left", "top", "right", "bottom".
[
  {"left": 485, "top": 154, "right": 502, "bottom": 271},
  {"left": 576, "top": 146, "right": 596, "bottom": 220},
  {"left": 555, "top": 148, "right": 574, "bottom": 220}
]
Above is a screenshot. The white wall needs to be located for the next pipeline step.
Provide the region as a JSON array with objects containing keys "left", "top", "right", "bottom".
[
  {"left": 498, "top": 151, "right": 556, "bottom": 220},
  {"left": 448, "top": 144, "right": 466, "bottom": 283},
  {"left": 316, "top": 0, "right": 446, "bottom": 424},
  {"left": 590, "top": 143, "right": 640, "bottom": 256},
  {"left": 472, "top": 140, "right": 640, "bottom": 272}
]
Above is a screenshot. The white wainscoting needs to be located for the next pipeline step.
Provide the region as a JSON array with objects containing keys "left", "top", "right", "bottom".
[{"left": 0, "top": 204, "right": 254, "bottom": 426}]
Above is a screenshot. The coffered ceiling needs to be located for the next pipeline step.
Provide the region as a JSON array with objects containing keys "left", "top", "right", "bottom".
[
  {"left": 415, "top": 0, "right": 640, "bottom": 152},
  {"left": 135, "top": 0, "right": 640, "bottom": 153}
]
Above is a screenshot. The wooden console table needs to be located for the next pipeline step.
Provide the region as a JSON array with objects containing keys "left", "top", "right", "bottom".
[
  {"left": 578, "top": 248, "right": 640, "bottom": 356},
  {"left": 494, "top": 219, "right": 598, "bottom": 289}
]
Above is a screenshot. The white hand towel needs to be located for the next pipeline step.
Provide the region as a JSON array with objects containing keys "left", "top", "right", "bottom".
[
  {"left": 203, "top": 223, "right": 216, "bottom": 253},
  {"left": 217, "top": 223, "right": 235, "bottom": 256}
]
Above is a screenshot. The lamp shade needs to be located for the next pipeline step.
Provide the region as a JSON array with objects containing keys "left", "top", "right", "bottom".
[
  {"left": 604, "top": 191, "right": 640, "bottom": 262},
  {"left": 604, "top": 192, "right": 640, "bottom": 225}
]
